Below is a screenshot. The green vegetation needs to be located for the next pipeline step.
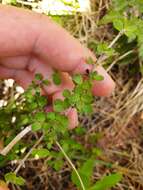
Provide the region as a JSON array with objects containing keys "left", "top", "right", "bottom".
[{"left": 0, "top": 70, "right": 122, "bottom": 189}]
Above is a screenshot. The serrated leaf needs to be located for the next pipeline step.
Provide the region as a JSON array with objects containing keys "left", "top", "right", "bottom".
[
  {"left": 94, "top": 75, "right": 104, "bottom": 81},
  {"left": 32, "top": 122, "right": 42, "bottom": 131},
  {"left": 124, "top": 19, "right": 138, "bottom": 40},
  {"left": 58, "top": 114, "right": 68, "bottom": 127},
  {"left": 90, "top": 72, "right": 104, "bottom": 81},
  {"left": 35, "top": 73, "right": 43, "bottom": 81},
  {"left": 73, "top": 74, "right": 83, "bottom": 84},
  {"left": 63, "top": 89, "right": 71, "bottom": 98},
  {"left": 52, "top": 71, "right": 61, "bottom": 85},
  {"left": 37, "top": 96, "right": 47, "bottom": 107},
  {"left": 43, "top": 79, "right": 50, "bottom": 85},
  {"left": 113, "top": 19, "right": 124, "bottom": 31},
  {"left": 53, "top": 99, "right": 65, "bottom": 112},
  {"left": 43, "top": 123, "right": 51, "bottom": 130},
  {"left": 100, "top": 11, "right": 123, "bottom": 25},
  {"left": 5, "top": 172, "right": 25, "bottom": 186},
  {"left": 82, "top": 104, "right": 93, "bottom": 114},
  {"left": 34, "top": 112, "right": 46, "bottom": 122},
  {"left": 97, "top": 43, "right": 115, "bottom": 56},
  {"left": 32, "top": 148, "right": 50, "bottom": 158},
  {"left": 47, "top": 112, "right": 56, "bottom": 120},
  {"left": 54, "top": 160, "right": 64, "bottom": 171},
  {"left": 21, "top": 115, "right": 29, "bottom": 125}
]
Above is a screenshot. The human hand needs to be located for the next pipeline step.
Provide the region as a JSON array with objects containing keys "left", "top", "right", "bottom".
[
  {"left": 0, "top": 181, "right": 9, "bottom": 190},
  {"left": 0, "top": 5, "right": 115, "bottom": 130}
]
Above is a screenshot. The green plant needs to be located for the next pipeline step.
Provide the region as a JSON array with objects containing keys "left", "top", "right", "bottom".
[
  {"left": 0, "top": 68, "right": 122, "bottom": 189},
  {"left": 87, "top": 0, "right": 143, "bottom": 76}
]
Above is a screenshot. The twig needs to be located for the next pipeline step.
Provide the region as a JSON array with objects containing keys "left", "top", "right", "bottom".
[
  {"left": 56, "top": 141, "right": 86, "bottom": 190},
  {"left": 0, "top": 126, "right": 32, "bottom": 156},
  {"left": 108, "top": 30, "right": 124, "bottom": 48},
  {"left": 107, "top": 50, "right": 134, "bottom": 71},
  {"left": 15, "top": 134, "right": 44, "bottom": 174}
]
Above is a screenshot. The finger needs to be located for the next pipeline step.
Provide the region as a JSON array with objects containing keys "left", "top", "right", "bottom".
[
  {"left": 0, "top": 54, "right": 115, "bottom": 97},
  {"left": 65, "top": 108, "right": 79, "bottom": 129},
  {"left": 92, "top": 66, "right": 115, "bottom": 97},
  {"left": 0, "top": 56, "right": 29, "bottom": 69},
  {"left": 0, "top": 56, "right": 74, "bottom": 95},
  {"left": 0, "top": 5, "right": 92, "bottom": 72},
  {"left": 0, "top": 65, "right": 33, "bottom": 89},
  {"left": 0, "top": 181, "right": 9, "bottom": 190},
  {"left": 0, "top": 64, "right": 61, "bottom": 96}
]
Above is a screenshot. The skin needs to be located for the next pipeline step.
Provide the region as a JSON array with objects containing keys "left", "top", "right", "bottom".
[
  {"left": 0, "top": 181, "right": 9, "bottom": 190},
  {"left": 0, "top": 5, "right": 115, "bottom": 189}
]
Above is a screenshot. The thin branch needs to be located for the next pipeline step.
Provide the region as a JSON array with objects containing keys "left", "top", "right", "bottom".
[
  {"left": 0, "top": 126, "right": 32, "bottom": 156},
  {"left": 56, "top": 141, "right": 86, "bottom": 190},
  {"left": 15, "top": 134, "right": 44, "bottom": 174},
  {"left": 108, "top": 30, "right": 124, "bottom": 48},
  {"left": 107, "top": 50, "right": 134, "bottom": 71}
]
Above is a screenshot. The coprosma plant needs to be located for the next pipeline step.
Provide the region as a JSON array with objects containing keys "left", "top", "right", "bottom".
[{"left": 0, "top": 59, "right": 122, "bottom": 189}]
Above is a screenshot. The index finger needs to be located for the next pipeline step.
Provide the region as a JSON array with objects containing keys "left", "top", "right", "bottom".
[{"left": 0, "top": 5, "right": 115, "bottom": 96}]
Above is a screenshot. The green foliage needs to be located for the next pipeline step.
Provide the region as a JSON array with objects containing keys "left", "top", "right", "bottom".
[
  {"left": 73, "top": 74, "right": 83, "bottom": 84},
  {"left": 89, "top": 173, "right": 122, "bottom": 190},
  {"left": 89, "top": 71, "right": 104, "bottom": 81},
  {"left": 97, "top": 43, "right": 115, "bottom": 56},
  {"left": 32, "top": 148, "right": 50, "bottom": 158},
  {"left": 0, "top": 69, "right": 122, "bottom": 190},
  {"left": 35, "top": 73, "right": 43, "bottom": 81},
  {"left": 97, "top": 0, "right": 143, "bottom": 78},
  {"left": 72, "top": 159, "right": 122, "bottom": 190},
  {"left": 5, "top": 172, "right": 25, "bottom": 186},
  {"left": 72, "top": 159, "right": 95, "bottom": 189},
  {"left": 52, "top": 71, "right": 62, "bottom": 85},
  {"left": 53, "top": 99, "right": 69, "bottom": 112}
]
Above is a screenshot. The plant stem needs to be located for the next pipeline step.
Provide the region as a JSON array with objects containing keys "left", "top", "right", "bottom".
[
  {"left": 108, "top": 30, "right": 124, "bottom": 48},
  {"left": 107, "top": 50, "right": 134, "bottom": 71},
  {"left": 15, "top": 134, "right": 44, "bottom": 174},
  {"left": 0, "top": 125, "right": 32, "bottom": 156},
  {"left": 56, "top": 141, "right": 86, "bottom": 190}
]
